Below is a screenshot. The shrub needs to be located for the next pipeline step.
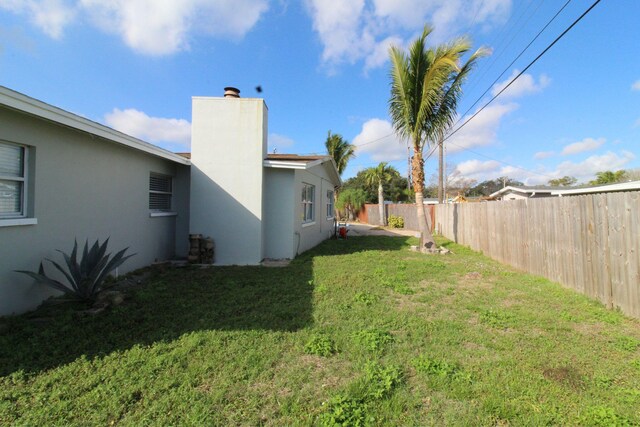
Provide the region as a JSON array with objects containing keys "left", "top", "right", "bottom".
[
  {"left": 319, "top": 362, "right": 403, "bottom": 426},
  {"left": 16, "top": 238, "right": 134, "bottom": 302},
  {"left": 304, "top": 333, "right": 337, "bottom": 357},
  {"left": 387, "top": 215, "right": 404, "bottom": 228},
  {"left": 319, "top": 394, "right": 367, "bottom": 426},
  {"left": 354, "top": 329, "right": 393, "bottom": 353},
  {"left": 362, "top": 361, "right": 403, "bottom": 399},
  {"left": 413, "top": 355, "right": 458, "bottom": 378}
]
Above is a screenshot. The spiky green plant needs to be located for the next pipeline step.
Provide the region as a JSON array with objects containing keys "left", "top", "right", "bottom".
[{"left": 16, "top": 239, "right": 135, "bottom": 301}]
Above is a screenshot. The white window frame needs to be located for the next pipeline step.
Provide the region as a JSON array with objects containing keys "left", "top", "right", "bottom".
[
  {"left": 302, "top": 183, "right": 315, "bottom": 224},
  {"left": 149, "top": 173, "right": 175, "bottom": 217},
  {"left": 0, "top": 141, "right": 27, "bottom": 220},
  {"left": 326, "top": 189, "right": 334, "bottom": 219}
]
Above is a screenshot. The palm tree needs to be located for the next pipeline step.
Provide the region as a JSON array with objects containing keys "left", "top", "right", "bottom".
[
  {"left": 336, "top": 188, "right": 366, "bottom": 221},
  {"left": 325, "top": 131, "right": 355, "bottom": 176},
  {"left": 363, "top": 162, "right": 395, "bottom": 226},
  {"left": 325, "top": 131, "right": 356, "bottom": 219},
  {"left": 389, "top": 25, "right": 485, "bottom": 251}
]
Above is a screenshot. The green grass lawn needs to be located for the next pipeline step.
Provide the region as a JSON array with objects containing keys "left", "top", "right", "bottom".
[{"left": 1, "top": 236, "right": 640, "bottom": 426}]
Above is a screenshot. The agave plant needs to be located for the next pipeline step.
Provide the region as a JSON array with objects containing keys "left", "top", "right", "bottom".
[{"left": 16, "top": 238, "right": 135, "bottom": 301}]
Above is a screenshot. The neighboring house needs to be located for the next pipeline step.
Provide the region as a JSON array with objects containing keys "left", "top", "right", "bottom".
[
  {"left": 550, "top": 180, "right": 640, "bottom": 196},
  {"left": 489, "top": 186, "right": 559, "bottom": 201},
  {"left": 489, "top": 182, "right": 640, "bottom": 201},
  {"left": 0, "top": 86, "right": 340, "bottom": 315}
]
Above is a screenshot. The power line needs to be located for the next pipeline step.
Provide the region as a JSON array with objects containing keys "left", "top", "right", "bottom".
[
  {"left": 352, "top": 0, "right": 575, "bottom": 151},
  {"left": 446, "top": 0, "right": 602, "bottom": 142},
  {"left": 456, "top": 0, "right": 573, "bottom": 126},
  {"left": 465, "top": 0, "right": 544, "bottom": 95}
]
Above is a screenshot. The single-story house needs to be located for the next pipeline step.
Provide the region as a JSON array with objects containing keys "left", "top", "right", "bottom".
[
  {"left": 489, "top": 181, "right": 640, "bottom": 200},
  {"left": 0, "top": 86, "right": 340, "bottom": 315},
  {"left": 488, "top": 185, "right": 560, "bottom": 201}
]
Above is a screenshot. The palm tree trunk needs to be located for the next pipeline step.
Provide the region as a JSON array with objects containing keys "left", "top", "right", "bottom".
[
  {"left": 378, "top": 183, "right": 386, "bottom": 226},
  {"left": 438, "top": 136, "right": 444, "bottom": 203},
  {"left": 412, "top": 147, "right": 436, "bottom": 251}
]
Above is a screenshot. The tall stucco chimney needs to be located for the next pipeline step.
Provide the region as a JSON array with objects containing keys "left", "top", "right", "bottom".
[
  {"left": 190, "top": 88, "right": 268, "bottom": 265},
  {"left": 224, "top": 87, "right": 240, "bottom": 98}
]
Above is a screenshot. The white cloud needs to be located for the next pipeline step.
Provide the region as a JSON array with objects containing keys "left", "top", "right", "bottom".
[
  {"left": 306, "top": 0, "right": 511, "bottom": 71},
  {"left": 352, "top": 118, "right": 407, "bottom": 162},
  {"left": 104, "top": 108, "right": 191, "bottom": 148},
  {"left": 560, "top": 137, "right": 605, "bottom": 156},
  {"left": 364, "top": 35, "right": 403, "bottom": 72},
  {"left": 0, "top": 0, "right": 76, "bottom": 39},
  {"left": 455, "top": 159, "right": 500, "bottom": 177},
  {"left": 372, "top": 0, "right": 510, "bottom": 37},
  {"left": 2, "top": 0, "right": 268, "bottom": 55},
  {"left": 306, "top": 0, "right": 368, "bottom": 69},
  {"left": 458, "top": 150, "right": 637, "bottom": 186},
  {"left": 268, "top": 133, "right": 295, "bottom": 152},
  {"left": 491, "top": 69, "right": 550, "bottom": 99},
  {"left": 550, "top": 151, "right": 636, "bottom": 183},
  {"left": 446, "top": 102, "right": 518, "bottom": 153},
  {"left": 632, "top": 80, "right": 640, "bottom": 91},
  {"left": 534, "top": 151, "right": 554, "bottom": 160}
]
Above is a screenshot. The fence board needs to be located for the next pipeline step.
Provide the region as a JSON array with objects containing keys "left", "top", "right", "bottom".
[{"left": 435, "top": 192, "right": 640, "bottom": 319}]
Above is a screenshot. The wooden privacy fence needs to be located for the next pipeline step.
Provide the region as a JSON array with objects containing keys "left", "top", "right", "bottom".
[
  {"left": 358, "top": 203, "right": 435, "bottom": 231},
  {"left": 435, "top": 192, "right": 640, "bottom": 318}
]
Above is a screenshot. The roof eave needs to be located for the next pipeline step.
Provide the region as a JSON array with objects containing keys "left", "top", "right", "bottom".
[{"left": 0, "top": 86, "right": 190, "bottom": 166}]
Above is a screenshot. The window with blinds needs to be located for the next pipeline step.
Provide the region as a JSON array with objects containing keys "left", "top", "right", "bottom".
[
  {"left": 149, "top": 173, "right": 172, "bottom": 212},
  {"left": 0, "top": 142, "right": 26, "bottom": 218}
]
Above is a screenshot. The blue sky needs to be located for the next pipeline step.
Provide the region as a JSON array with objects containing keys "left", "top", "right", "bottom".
[{"left": 1, "top": 0, "right": 638, "bottom": 185}]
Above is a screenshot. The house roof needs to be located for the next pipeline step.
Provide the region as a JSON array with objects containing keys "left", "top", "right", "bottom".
[
  {"left": 263, "top": 153, "right": 341, "bottom": 185},
  {"left": 0, "top": 85, "right": 190, "bottom": 165},
  {"left": 490, "top": 181, "right": 640, "bottom": 199},
  {"left": 489, "top": 185, "right": 556, "bottom": 199},
  {"left": 177, "top": 152, "right": 341, "bottom": 184},
  {"left": 551, "top": 180, "right": 640, "bottom": 195},
  {"left": 266, "top": 154, "right": 327, "bottom": 161}
]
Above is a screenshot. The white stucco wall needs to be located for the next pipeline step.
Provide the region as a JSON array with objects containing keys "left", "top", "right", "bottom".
[
  {"left": 263, "top": 168, "right": 295, "bottom": 259},
  {"left": 0, "top": 107, "right": 190, "bottom": 315},
  {"left": 190, "top": 96, "right": 268, "bottom": 265},
  {"left": 294, "top": 163, "right": 337, "bottom": 255}
]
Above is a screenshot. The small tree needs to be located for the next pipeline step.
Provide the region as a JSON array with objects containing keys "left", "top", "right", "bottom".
[
  {"left": 336, "top": 188, "right": 366, "bottom": 221},
  {"left": 589, "top": 170, "right": 627, "bottom": 185},
  {"left": 548, "top": 176, "right": 577, "bottom": 187}
]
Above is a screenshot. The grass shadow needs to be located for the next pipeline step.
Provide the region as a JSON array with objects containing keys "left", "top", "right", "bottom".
[
  {"left": 0, "top": 236, "right": 412, "bottom": 376},
  {"left": 0, "top": 262, "right": 314, "bottom": 376}
]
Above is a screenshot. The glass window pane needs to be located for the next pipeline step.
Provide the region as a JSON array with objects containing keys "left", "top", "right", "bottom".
[
  {"left": 0, "top": 179, "right": 22, "bottom": 215},
  {"left": 0, "top": 144, "right": 23, "bottom": 177}
]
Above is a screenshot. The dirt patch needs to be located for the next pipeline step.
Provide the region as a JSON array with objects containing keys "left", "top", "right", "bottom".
[
  {"left": 542, "top": 366, "right": 583, "bottom": 389},
  {"left": 572, "top": 322, "right": 606, "bottom": 338}
]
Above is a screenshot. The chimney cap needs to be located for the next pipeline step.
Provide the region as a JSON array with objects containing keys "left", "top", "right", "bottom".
[{"left": 224, "top": 87, "right": 240, "bottom": 98}]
